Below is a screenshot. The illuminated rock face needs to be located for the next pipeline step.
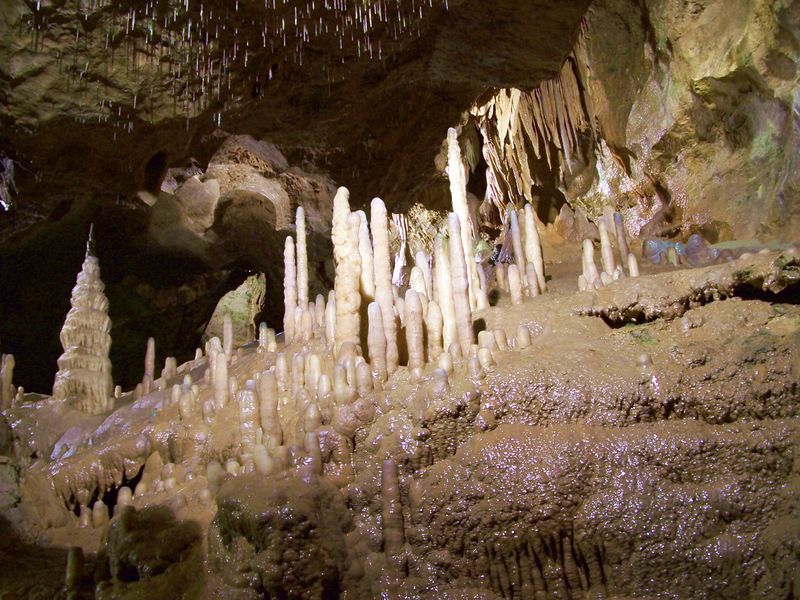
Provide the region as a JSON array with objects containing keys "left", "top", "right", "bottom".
[{"left": 52, "top": 239, "right": 114, "bottom": 415}]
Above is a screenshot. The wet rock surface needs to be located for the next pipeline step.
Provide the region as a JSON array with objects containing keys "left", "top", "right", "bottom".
[{"left": 0, "top": 250, "right": 798, "bottom": 598}]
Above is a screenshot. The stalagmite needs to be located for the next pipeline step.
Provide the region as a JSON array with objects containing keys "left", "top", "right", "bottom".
[
  {"left": 516, "top": 324, "right": 532, "bottom": 349},
  {"left": 425, "top": 300, "right": 444, "bottom": 362},
  {"left": 143, "top": 337, "right": 155, "bottom": 393},
  {"left": 367, "top": 302, "right": 388, "bottom": 382},
  {"left": 447, "top": 128, "right": 480, "bottom": 309},
  {"left": 316, "top": 374, "right": 333, "bottom": 424},
  {"left": 325, "top": 291, "right": 336, "bottom": 349},
  {"left": 254, "top": 445, "right": 276, "bottom": 476},
  {"left": 52, "top": 231, "right": 114, "bottom": 415},
  {"left": 382, "top": 459, "right": 405, "bottom": 558},
  {"left": 468, "top": 356, "right": 484, "bottom": 380},
  {"left": 333, "top": 364, "right": 351, "bottom": 406},
  {"left": 283, "top": 236, "right": 297, "bottom": 344},
  {"left": 213, "top": 356, "right": 228, "bottom": 410},
  {"left": 92, "top": 500, "right": 109, "bottom": 528},
  {"left": 314, "top": 295, "right": 326, "bottom": 329},
  {"left": 300, "top": 309, "right": 314, "bottom": 344},
  {"left": 356, "top": 362, "right": 373, "bottom": 393},
  {"left": 434, "top": 235, "right": 457, "bottom": 352},
  {"left": 259, "top": 372, "right": 282, "bottom": 445},
  {"left": 614, "top": 212, "right": 630, "bottom": 265},
  {"left": 438, "top": 352, "right": 453, "bottom": 374},
  {"left": 371, "top": 198, "right": 399, "bottom": 374},
  {"left": 117, "top": 487, "right": 133, "bottom": 507},
  {"left": 526, "top": 263, "right": 540, "bottom": 298},
  {"left": 356, "top": 210, "right": 375, "bottom": 300},
  {"left": 496, "top": 263, "right": 508, "bottom": 291},
  {"left": 275, "top": 353, "right": 289, "bottom": 391},
  {"left": 304, "top": 401, "right": 322, "bottom": 433},
  {"left": 405, "top": 290, "right": 425, "bottom": 370},
  {"left": 598, "top": 221, "right": 617, "bottom": 276},
  {"left": 258, "top": 322, "right": 269, "bottom": 351},
  {"left": 523, "top": 203, "right": 547, "bottom": 292},
  {"left": 304, "top": 432, "right": 323, "bottom": 475},
  {"left": 509, "top": 208, "right": 527, "bottom": 293},
  {"left": 415, "top": 251, "right": 433, "bottom": 299},
  {"left": 409, "top": 266, "right": 428, "bottom": 306},
  {"left": 478, "top": 347, "right": 494, "bottom": 370},
  {"left": 306, "top": 354, "right": 321, "bottom": 393},
  {"left": 448, "top": 215, "right": 475, "bottom": 355},
  {"left": 334, "top": 208, "right": 362, "bottom": 354},
  {"left": 0, "top": 354, "right": 15, "bottom": 411},
  {"left": 508, "top": 264, "right": 524, "bottom": 305},
  {"left": 296, "top": 206, "right": 309, "bottom": 309},
  {"left": 238, "top": 382, "right": 259, "bottom": 455},
  {"left": 628, "top": 253, "right": 640, "bottom": 277},
  {"left": 582, "top": 240, "right": 601, "bottom": 287}
]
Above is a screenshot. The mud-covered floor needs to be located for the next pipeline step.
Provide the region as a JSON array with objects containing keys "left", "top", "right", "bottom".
[{"left": 1, "top": 246, "right": 799, "bottom": 599}]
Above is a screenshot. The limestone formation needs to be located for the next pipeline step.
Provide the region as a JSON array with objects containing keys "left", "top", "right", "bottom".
[
  {"left": 447, "top": 128, "right": 481, "bottom": 309},
  {"left": 283, "top": 236, "right": 298, "bottom": 344},
  {"left": 447, "top": 214, "right": 474, "bottom": 355},
  {"left": 371, "top": 198, "right": 399, "bottom": 374},
  {"left": 52, "top": 232, "right": 114, "bottom": 415}
]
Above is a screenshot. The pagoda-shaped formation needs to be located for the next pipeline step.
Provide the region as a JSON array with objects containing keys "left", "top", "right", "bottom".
[{"left": 52, "top": 227, "right": 114, "bottom": 414}]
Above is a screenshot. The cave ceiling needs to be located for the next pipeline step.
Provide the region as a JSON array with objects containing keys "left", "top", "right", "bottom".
[{"left": 0, "top": 0, "right": 591, "bottom": 231}]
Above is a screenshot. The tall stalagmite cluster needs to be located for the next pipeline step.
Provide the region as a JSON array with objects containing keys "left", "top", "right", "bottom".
[{"left": 52, "top": 230, "right": 114, "bottom": 415}]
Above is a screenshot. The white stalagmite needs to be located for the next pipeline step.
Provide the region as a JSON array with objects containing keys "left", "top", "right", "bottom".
[
  {"left": 213, "top": 356, "right": 228, "bottom": 410},
  {"left": 52, "top": 232, "right": 114, "bottom": 415},
  {"left": 259, "top": 372, "right": 282, "bottom": 444},
  {"left": 509, "top": 209, "right": 527, "bottom": 293},
  {"left": 582, "top": 240, "right": 601, "bottom": 286},
  {"left": 425, "top": 300, "right": 444, "bottom": 362},
  {"left": 447, "top": 128, "right": 480, "bottom": 309},
  {"left": 367, "top": 302, "right": 388, "bottom": 382},
  {"left": 296, "top": 206, "right": 309, "bottom": 309},
  {"left": 496, "top": 263, "right": 508, "bottom": 291},
  {"left": 448, "top": 214, "right": 474, "bottom": 355},
  {"left": 434, "top": 235, "right": 458, "bottom": 352},
  {"left": 325, "top": 291, "right": 336, "bottom": 349},
  {"left": 370, "top": 198, "right": 399, "bottom": 373},
  {"left": 283, "top": 236, "right": 297, "bottom": 344},
  {"left": 598, "top": 221, "right": 617, "bottom": 276},
  {"left": 238, "top": 382, "right": 259, "bottom": 455},
  {"left": 356, "top": 210, "right": 375, "bottom": 300},
  {"left": 143, "top": 337, "right": 155, "bottom": 393},
  {"left": 508, "top": 264, "right": 524, "bottom": 305},
  {"left": 404, "top": 290, "right": 425, "bottom": 370},
  {"left": 526, "top": 263, "right": 540, "bottom": 297},
  {"left": 628, "top": 253, "right": 640, "bottom": 277},
  {"left": 415, "top": 251, "right": 433, "bottom": 299},
  {"left": 523, "top": 203, "right": 546, "bottom": 292},
  {"left": 334, "top": 212, "right": 362, "bottom": 353}
]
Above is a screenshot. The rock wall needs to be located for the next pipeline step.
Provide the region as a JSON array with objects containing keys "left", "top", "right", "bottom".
[{"left": 474, "top": 0, "right": 800, "bottom": 242}]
